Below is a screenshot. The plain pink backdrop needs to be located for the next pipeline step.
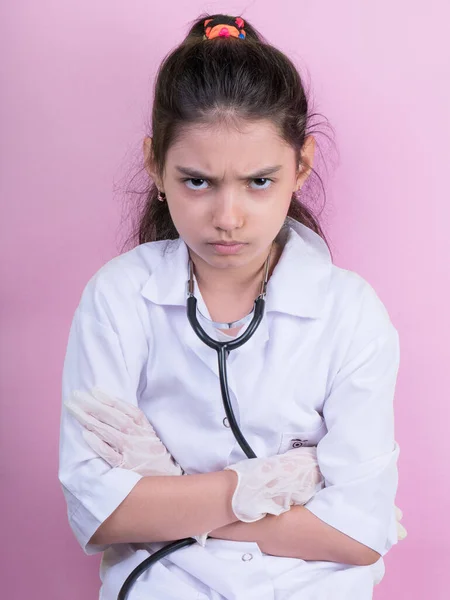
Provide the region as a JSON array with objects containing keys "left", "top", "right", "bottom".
[{"left": 1, "top": 1, "right": 448, "bottom": 598}]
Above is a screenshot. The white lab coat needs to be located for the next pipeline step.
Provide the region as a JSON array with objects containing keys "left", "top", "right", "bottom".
[{"left": 58, "top": 217, "right": 400, "bottom": 600}]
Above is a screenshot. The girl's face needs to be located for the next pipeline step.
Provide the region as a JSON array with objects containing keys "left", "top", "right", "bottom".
[{"left": 145, "top": 119, "right": 314, "bottom": 272}]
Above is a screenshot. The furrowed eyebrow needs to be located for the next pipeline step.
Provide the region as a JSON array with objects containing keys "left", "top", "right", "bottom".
[{"left": 175, "top": 165, "right": 282, "bottom": 181}]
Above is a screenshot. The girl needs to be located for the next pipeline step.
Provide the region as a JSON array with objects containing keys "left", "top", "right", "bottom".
[{"left": 58, "top": 13, "right": 405, "bottom": 600}]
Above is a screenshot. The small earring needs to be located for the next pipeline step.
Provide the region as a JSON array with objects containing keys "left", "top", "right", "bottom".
[{"left": 157, "top": 190, "right": 166, "bottom": 202}]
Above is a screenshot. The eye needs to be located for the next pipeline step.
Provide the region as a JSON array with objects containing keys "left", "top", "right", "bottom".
[
  {"left": 183, "top": 178, "right": 209, "bottom": 190},
  {"left": 249, "top": 178, "right": 273, "bottom": 190}
]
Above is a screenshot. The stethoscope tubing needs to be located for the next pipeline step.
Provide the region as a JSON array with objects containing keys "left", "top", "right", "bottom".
[{"left": 118, "top": 262, "right": 269, "bottom": 599}]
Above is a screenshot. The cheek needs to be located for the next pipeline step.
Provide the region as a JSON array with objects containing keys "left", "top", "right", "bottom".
[
  {"left": 248, "top": 192, "right": 291, "bottom": 222},
  {"left": 167, "top": 199, "right": 206, "bottom": 239}
]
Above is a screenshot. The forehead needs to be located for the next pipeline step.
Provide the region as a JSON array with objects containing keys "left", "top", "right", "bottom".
[{"left": 166, "top": 119, "right": 294, "bottom": 172}]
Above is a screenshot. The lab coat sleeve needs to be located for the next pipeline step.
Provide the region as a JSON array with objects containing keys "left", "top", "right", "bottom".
[
  {"left": 58, "top": 295, "right": 144, "bottom": 555},
  {"left": 303, "top": 284, "right": 400, "bottom": 558}
]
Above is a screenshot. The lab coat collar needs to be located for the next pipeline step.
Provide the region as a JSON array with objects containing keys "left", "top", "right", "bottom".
[
  {"left": 265, "top": 218, "right": 332, "bottom": 319},
  {"left": 140, "top": 237, "right": 191, "bottom": 308},
  {"left": 140, "top": 217, "right": 332, "bottom": 319}
]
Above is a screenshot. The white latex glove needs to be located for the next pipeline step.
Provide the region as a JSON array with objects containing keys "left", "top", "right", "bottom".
[
  {"left": 64, "top": 387, "right": 182, "bottom": 477},
  {"left": 395, "top": 505, "right": 408, "bottom": 541},
  {"left": 225, "top": 447, "right": 408, "bottom": 542},
  {"left": 65, "top": 388, "right": 407, "bottom": 545},
  {"left": 225, "top": 447, "right": 325, "bottom": 523},
  {"left": 64, "top": 387, "right": 208, "bottom": 546}
]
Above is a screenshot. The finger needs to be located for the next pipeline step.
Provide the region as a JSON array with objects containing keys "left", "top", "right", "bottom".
[
  {"left": 69, "top": 389, "right": 144, "bottom": 435},
  {"left": 397, "top": 521, "right": 407, "bottom": 540},
  {"left": 65, "top": 396, "right": 124, "bottom": 449},
  {"left": 82, "top": 430, "right": 122, "bottom": 468},
  {"left": 70, "top": 390, "right": 149, "bottom": 435},
  {"left": 285, "top": 446, "right": 318, "bottom": 460},
  {"left": 193, "top": 532, "right": 210, "bottom": 547},
  {"left": 65, "top": 395, "right": 103, "bottom": 430},
  {"left": 91, "top": 387, "right": 150, "bottom": 428}
]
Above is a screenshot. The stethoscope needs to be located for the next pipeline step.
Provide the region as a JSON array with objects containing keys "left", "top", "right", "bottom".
[{"left": 117, "top": 247, "right": 272, "bottom": 600}]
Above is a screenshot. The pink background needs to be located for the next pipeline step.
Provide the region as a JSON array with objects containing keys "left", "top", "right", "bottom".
[{"left": 1, "top": 1, "right": 448, "bottom": 598}]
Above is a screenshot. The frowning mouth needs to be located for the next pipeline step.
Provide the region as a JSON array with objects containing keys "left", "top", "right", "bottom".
[
  {"left": 208, "top": 241, "right": 246, "bottom": 245},
  {"left": 208, "top": 241, "right": 247, "bottom": 255}
]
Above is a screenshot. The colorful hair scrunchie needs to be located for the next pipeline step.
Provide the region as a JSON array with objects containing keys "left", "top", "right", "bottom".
[{"left": 203, "top": 17, "right": 246, "bottom": 40}]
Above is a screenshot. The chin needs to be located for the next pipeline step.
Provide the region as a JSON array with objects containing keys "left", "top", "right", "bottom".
[
  {"left": 208, "top": 254, "right": 246, "bottom": 268},
  {"left": 207, "top": 249, "right": 251, "bottom": 269}
]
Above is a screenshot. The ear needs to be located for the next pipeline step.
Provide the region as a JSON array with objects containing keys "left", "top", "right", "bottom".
[
  {"left": 295, "top": 135, "right": 316, "bottom": 191},
  {"left": 143, "top": 136, "right": 164, "bottom": 190}
]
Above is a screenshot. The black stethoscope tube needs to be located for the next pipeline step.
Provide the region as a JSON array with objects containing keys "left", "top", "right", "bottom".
[{"left": 118, "top": 266, "right": 268, "bottom": 599}]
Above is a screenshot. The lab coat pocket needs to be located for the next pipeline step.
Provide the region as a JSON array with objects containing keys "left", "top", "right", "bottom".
[{"left": 278, "top": 418, "right": 327, "bottom": 453}]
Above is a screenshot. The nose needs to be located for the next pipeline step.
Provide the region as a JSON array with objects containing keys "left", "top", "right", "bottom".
[{"left": 211, "top": 190, "right": 244, "bottom": 232}]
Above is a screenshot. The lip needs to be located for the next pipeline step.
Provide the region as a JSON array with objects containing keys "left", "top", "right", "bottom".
[
  {"left": 208, "top": 241, "right": 247, "bottom": 255},
  {"left": 209, "top": 241, "right": 245, "bottom": 245}
]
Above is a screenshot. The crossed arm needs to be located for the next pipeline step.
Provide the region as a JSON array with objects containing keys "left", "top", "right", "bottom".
[
  {"left": 89, "top": 470, "right": 381, "bottom": 566},
  {"left": 62, "top": 282, "right": 403, "bottom": 569},
  {"left": 209, "top": 505, "right": 381, "bottom": 566},
  {"left": 66, "top": 388, "right": 382, "bottom": 567}
]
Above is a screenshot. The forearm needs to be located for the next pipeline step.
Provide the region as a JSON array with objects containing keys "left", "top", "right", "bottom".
[
  {"left": 90, "top": 470, "right": 238, "bottom": 545},
  {"left": 209, "top": 505, "right": 381, "bottom": 567}
]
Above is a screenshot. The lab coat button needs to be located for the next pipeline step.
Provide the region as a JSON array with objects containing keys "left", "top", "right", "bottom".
[
  {"left": 241, "top": 553, "right": 253, "bottom": 561},
  {"left": 223, "top": 417, "right": 230, "bottom": 428}
]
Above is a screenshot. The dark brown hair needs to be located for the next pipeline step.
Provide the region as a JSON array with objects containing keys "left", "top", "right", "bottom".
[{"left": 122, "top": 13, "right": 335, "bottom": 251}]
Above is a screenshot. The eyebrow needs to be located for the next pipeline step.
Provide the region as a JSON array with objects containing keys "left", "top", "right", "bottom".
[{"left": 175, "top": 165, "right": 283, "bottom": 181}]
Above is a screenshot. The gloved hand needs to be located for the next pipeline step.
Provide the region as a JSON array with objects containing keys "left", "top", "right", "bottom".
[
  {"left": 225, "top": 450, "right": 408, "bottom": 541},
  {"left": 64, "top": 387, "right": 182, "bottom": 477},
  {"left": 224, "top": 447, "right": 324, "bottom": 523},
  {"left": 64, "top": 387, "right": 208, "bottom": 545},
  {"left": 395, "top": 505, "right": 407, "bottom": 541},
  {"left": 65, "top": 388, "right": 407, "bottom": 545}
]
